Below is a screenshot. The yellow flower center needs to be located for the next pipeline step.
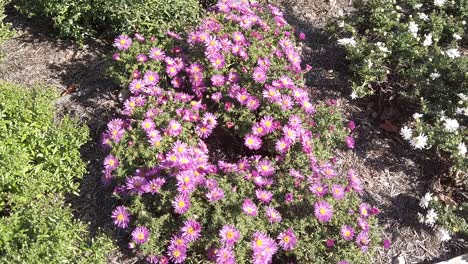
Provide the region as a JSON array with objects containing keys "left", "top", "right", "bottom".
[
  {"left": 187, "top": 227, "right": 194, "bottom": 234},
  {"left": 117, "top": 214, "right": 124, "bottom": 221},
  {"left": 283, "top": 236, "right": 290, "bottom": 243},
  {"left": 247, "top": 139, "right": 254, "bottom": 145},
  {"left": 344, "top": 230, "right": 351, "bottom": 237},
  {"left": 108, "top": 159, "right": 115, "bottom": 166},
  {"left": 137, "top": 233, "right": 145, "bottom": 240},
  {"left": 177, "top": 146, "right": 185, "bottom": 153},
  {"left": 256, "top": 239, "right": 263, "bottom": 247},
  {"left": 178, "top": 201, "right": 186, "bottom": 208},
  {"left": 119, "top": 39, "right": 126, "bottom": 45},
  {"left": 226, "top": 231, "right": 234, "bottom": 239},
  {"left": 173, "top": 250, "right": 181, "bottom": 257},
  {"left": 319, "top": 208, "right": 326, "bottom": 215}
]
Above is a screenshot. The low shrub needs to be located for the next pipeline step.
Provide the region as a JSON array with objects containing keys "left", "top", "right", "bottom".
[
  {"left": 15, "top": 0, "right": 203, "bottom": 42},
  {"left": 0, "top": 82, "right": 113, "bottom": 263},
  {"left": 417, "top": 192, "right": 468, "bottom": 242},
  {"left": 329, "top": 0, "right": 467, "bottom": 175},
  {"left": 103, "top": 1, "right": 384, "bottom": 263}
]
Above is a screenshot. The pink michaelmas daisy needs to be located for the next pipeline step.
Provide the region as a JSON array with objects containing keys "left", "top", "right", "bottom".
[
  {"left": 211, "top": 74, "right": 225, "bottom": 87},
  {"left": 331, "top": 184, "right": 345, "bottom": 200},
  {"left": 356, "top": 231, "right": 370, "bottom": 252},
  {"left": 172, "top": 195, "right": 190, "bottom": 214},
  {"left": 131, "top": 226, "right": 150, "bottom": 244},
  {"left": 220, "top": 225, "right": 241, "bottom": 246},
  {"left": 210, "top": 53, "right": 226, "bottom": 70},
  {"left": 149, "top": 47, "right": 165, "bottom": 60},
  {"left": 206, "top": 187, "right": 225, "bottom": 202},
  {"left": 216, "top": 247, "right": 235, "bottom": 264},
  {"left": 246, "top": 96, "right": 260, "bottom": 111},
  {"left": 346, "top": 136, "right": 355, "bottom": 149},
  {"left": 242, "top": 199, "right": 258, "bottom": 217},
  {"left": 168, "top": 245, "right": 187, "bottom": 264},
  {"left": 129, "top": 79, "right": 144, "bottom": 95},
  {"left": 252, "top": 123, "right": 267, "bottom": 136},
  {"left": 275, "top": 138, "right": 290, "bottom": 154},
  {"left": 357, "top": 217, "right": 370, "bottom": 231},
  {"left": 104, "top": 154, "right": 119, "bottom": 171},
  {"left": 277, "top": 228, "right": 297, "bottom": 251},
  {"left": 265, "top": 206, "right": 282, "bottom": 223},
  {"left": 111, "top": 206, "right": 130, "bottom": 228},
  {"left": 314, "top": 200, "right": 333, "bottom": 223},
  {"left": 144, "top": 71, "right": 160, "bottom": 85},
  {"left": 255, "top": 189, "right": 273, "bottom": 204},
  {"left": 309, "top": 182, "right": 328, "bottom": 197},
  {"left": 136, "top": 54, "right": 148, "bottom": 63},
  {"left": 143, "top": 178, "right": 166, "bottom": 194},
  {"left": 126, "top": 176, "right": 148, "bottom": 195},
  {"left": 359, "top": 203, "right": 371, "bottom": 219},
  {"left": 252, "top": 67, "right": 267, "bottom": 83},
  {"left": 257, "top": 159, "right": 275, "bottom": 177},
  {"left": 114, "top": 35, "right": 132, "bottom": 50},
  {"left": 245, "top": 134, "right": 262, "bottom": 150},
  {"left": 340, "top": 225, "right": 355, "bottom": 241},
  {"left": 167, "top": 120, "right": 182, "bottom": 136},
  {"left": 181, "top": 219, "right": 202, "bottom": 242},
  {"left": 141, "top": 118, "right": 155, "bottom": 131}
]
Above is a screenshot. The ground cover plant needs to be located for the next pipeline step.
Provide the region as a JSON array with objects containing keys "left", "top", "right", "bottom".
[
  {"left": 103, "top": 1, "right": 386, "bottom": 263},
  {"left": 329, "top": 0, "right": 467, "bottom": 179},
  {"left": 14, "top": 0, "right": 203, "bottom": 42},
  {"left": 0, "top": 82, "right": 113, "bottom": 263}
]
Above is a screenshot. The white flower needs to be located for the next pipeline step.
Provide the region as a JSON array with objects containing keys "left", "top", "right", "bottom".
[
  {"left": 430, "top": 72, "right": 440, "bottom": 80},
  {"left": 419, "top": 192, "right": 433, "bottom": 209},
  {"left": 443, "top": 118, "right": 459, "bottom": 132},
  {"left": 337, "top": 37, "right": 357, "bottom": 47},
  {"left": 453, "top": 33, "right": 462, "bottom": 40},
  {"left": 408, "top": 21, "right": 419, "bottom": 38},
  {"left": 445, "top": 48, "right": 461, "bottom": 59},
  {"left": 458, "top": 93, "right": 467, "bottom": 101},
  {"left": 400, "top": 126, "right": 413, "bottom": 140},
  {"left": 350, "top": 91, "right": 358, "bottom": 99},
  {"left": 458, "top": 142, "right": 467, "bottom": 156},
  {"left": 413, "top": 113, "right": 423, "bottom": 119},
  {"left": 425, "top": 209, "right": 438, "bottom": 226},
  {"left": 418, "top": 13, "right": 429, "bottom": 21},
  {"left": 434, "top": 0, "right": 446, "bottom": 6},
  {"left": 411, "top": 133, "right": 428, "bottom": 149},
  {"left": 417, "top": 212, "right": 425, "bottom": 223},
  {"left": 423, "top": 33, "right": 433, "bottom": 46},
  {"left": 438, "top": 228, "right": 451, "bottom": 242}
]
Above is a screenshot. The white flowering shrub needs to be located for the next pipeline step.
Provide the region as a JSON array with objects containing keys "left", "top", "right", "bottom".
[
  {"left": 417, "top": 192, "right": 468, "bottom": 242},
  {"left": 329, "top": 0, "right": 467, "bottom": 175}
]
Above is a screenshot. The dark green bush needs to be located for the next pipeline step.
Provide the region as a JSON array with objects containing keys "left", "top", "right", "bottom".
[
  {"left": 15, "top": 0, "right": 203, "bottom": 42},
  {"left": 0, "top": 82, "right": 113, "bottom": 263},
  {"left": 0, "top": 0, "right": 13, "bottom": 46}
]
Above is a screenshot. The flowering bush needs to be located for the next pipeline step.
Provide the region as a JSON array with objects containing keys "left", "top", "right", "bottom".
[
  {"left": 0, "top": 82, "right": 113, "bottom": 262},
  {"left": 417, "top": 192, "right": 468, "bottom": 242},
  {"left": 103, "top": 1, "right": 385, "bottom": 263},
  {"left": 15, "top": 0, "right": 203, "bottom": 42},
  {"left": 329, "top": 0, "right": 467, "bottom": 174}
]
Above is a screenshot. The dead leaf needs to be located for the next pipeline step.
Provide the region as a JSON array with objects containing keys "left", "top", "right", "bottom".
[
  {"left": 379, "top": 120, "right": 399, "bottom": 133},
  {"left": 61, "top": 83, "right": 79, "bottom": 96}
]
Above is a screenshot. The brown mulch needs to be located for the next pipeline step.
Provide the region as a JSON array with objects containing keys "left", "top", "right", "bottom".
[{"left": 1, "top": 1, "right": 465, "bottom": 264}]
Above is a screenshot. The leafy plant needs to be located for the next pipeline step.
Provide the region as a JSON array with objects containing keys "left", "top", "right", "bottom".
[
  {"left": 0, "top": 82, "right": 113, "bottom": 263},
  {"left": 14, "top": 0, "right": 203, "bottom": 42},
  {"left": 329, "top": 0, "right": 467, "bottom": 175}
]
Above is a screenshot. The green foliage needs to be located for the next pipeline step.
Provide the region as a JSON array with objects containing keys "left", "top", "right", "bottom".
[
  {"left": 15, "top": 0, "right": 203, "bottom": 42},
  {"left": 329, "top": 0, "right": 467, "bottom": 173},
  {"left": 0, "top": 82, "right": 113, "bottom": 263},
  {"left": 0, "top": 0, "right": 13, "bottom": 46}
]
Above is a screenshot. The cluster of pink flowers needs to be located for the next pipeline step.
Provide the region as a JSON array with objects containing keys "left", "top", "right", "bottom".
[{"left": 104, "top": 0, "right": 380, "bottom": 263}]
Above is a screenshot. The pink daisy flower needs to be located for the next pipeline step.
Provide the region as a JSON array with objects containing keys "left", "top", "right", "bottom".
[
  {"left": 114, "top": 35, "right": 132, "bottom": 50},
  {"left": 172, "top": 195, "right": 190, "bottom": 214},
  {"left": 131, "top": 226, "right": 150, "bottom": 244},
  {"left": 255, "top": 189, "right": 273, "bottom": 204},
  {"left": 181, "top": 219, "right": 202, "bottom": 242},
  {"left": 167, "top": 120, "right": 182, "bottom": 136},
  {"left": 242, "top": 199, "right": 258, "bottom": 217},
  {"left": 277, "top": 228, "right": 297, "bottom": 251},
  {"left": 219, "top": 225, "right": 241, "bottom": 246},
  {"left": 331, "top": 184, "right": 346, "bottom": 200},
  {"left": 244, "top": 134, "right": 262, "bottom": 150},
  {"left": 265, "top": 206, "right": 282, "bottom": 223},
  {"left": 111, "top": 205, "right": 130, "bottom": 228},
  {"left": 314, "top": 200, "right": 333, "bottom": 223},
  {"left": 340, "top": 225, "right": 355, "bottom": 241}
]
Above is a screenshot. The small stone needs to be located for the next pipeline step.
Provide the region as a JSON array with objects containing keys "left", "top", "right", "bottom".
[{"left": 393, "top": 255, "right": 405, "bottom": 264}]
